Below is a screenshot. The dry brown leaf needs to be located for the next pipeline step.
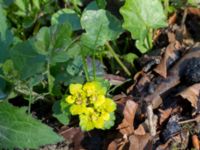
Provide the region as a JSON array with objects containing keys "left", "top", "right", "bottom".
[
  {"left": 187, "top": 7, "right": 200, "bottom": 16},
  {"left": 159, "top": 108, "right": 173, "bottom": 125},
  {"left": 192, "top": 134, "right": 200, "bottom": 150},
  {"left": 129, "top": 134, "right": 152, "bottom": 150},
  {"left": 145, "top": 48, "right": 200, "bottom": 109},
  {"left": 107, "top": 140, "right": 118, "bottom": 150},
  {"left": 168, "top": 13, "right": 177, "bottom": 25},
  {"left": 104, "top": 74, "right": 126, "bottom": 85},
  {"left": 154, "top": 32, "right": 181, "bottom": 78},
  {"left": 156, "top": 139, "right": 172, "bottom": 150},
  {"left": 134, "top": 124, "right": 146, "bottom": 136},
  {"left": 117, "top": 100, "right": 138, "bottom": 135},
  {"left": 178, "top": 83, "right": 200, "bottom": 109},
  {"left": 59, "top": 127, "right": 82, "bottom": 140}
]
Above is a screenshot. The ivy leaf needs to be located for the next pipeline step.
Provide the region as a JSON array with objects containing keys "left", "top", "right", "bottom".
[
  {"left": 10, "top": 40, "right": 46, "bottom": 80},
  {"left": 80, "top": 9, "right": 123, "bottom": 52},
  {"left": 120, "top": 0, "right": 167, "bottom": 53},
  {"left": 0, "top": 102, "right": 63, "bottom": 149},
  {"left": 51, "top": 8, "right": 81, "bottom": 31}
]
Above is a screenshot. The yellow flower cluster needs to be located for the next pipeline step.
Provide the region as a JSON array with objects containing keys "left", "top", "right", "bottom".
[{"left": 65, "top": 81, "right": 116, "bottom": 131}]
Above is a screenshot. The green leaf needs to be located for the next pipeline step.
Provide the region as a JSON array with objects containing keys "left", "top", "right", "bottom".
[
  {"left": 80, "top": 9, "right": 123, "bottom": 51},
  {"left": 123, "top": 53, "right": 138, "bottom": 65},
  {"left": 34, "top": 23, "right": 72, "bottom": 64},
  {"left": 85, "top": 1, "right": 99, "bottom": 11},
  {"left": 67, "top": 56, "right": 82, "bottom": 76},
  {"left": 96, "top": 0, "right": 107, "bottom": 9},
  {"left": 0, "top": 77, "right": 7, "bottom": 100},
  {"left": 10, "top": 40, "right": 46, "bottom": 80},
  {"left": 51, "top": 8, "right": 81, "bottom": 31},
  {"left": 0, "top": 102, "right": 63, "bottom": 149},
  {"left": 188, "top": 0, "right": 200, "bottom": 7},
  {"left": 53, "top": 100, "right": 71, "bottom": 125},
  {"left": 0, "top": 4, "right": 8, "bottom": 40},
  {"left": 120, "top": 0, "right": 167, "bottom": 53}
]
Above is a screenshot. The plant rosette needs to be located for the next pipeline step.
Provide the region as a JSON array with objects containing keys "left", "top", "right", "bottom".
[{"left": 65, "top": 81, "right": 116, "bottom": 131}]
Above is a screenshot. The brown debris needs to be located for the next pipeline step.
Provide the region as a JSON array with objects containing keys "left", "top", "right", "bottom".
[
  {"left": 159, "top": 108, "right": 173, "bottom": 125},
  {"left": 145, "top": 47, "right": 200, "bottom": 108},
  {"left": 154, "top": 32, "right": 181, "bottom": 78},
  {"left": 178, "top": 83, "right": 200, "bottom": 109},
  {"left": 192, "top": 134, "right": 200, "bottom": 150},
  {"left": 129, "top": 134, "right": 152, "bottom": 150},
  {"left": 117, "top": 100, "right": 138, "bottom": 135}
]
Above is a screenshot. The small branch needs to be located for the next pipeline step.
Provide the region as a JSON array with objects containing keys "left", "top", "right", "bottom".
[{"left": 105, "top": 42, "right": 131, "bottom": 76}]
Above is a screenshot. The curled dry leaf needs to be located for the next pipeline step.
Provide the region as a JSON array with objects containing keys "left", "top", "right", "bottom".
[
  {"left": 129, "top": 134, "right": 152, "bottom": 150},
  {"left": 154, "top": 32, "right": 181, "bottom": 78},
  {"left": 117, "top": 100, "right": 138, "bottom": 135},
  {"left": 178, "top": 83, "right": 200, "bottom": 109}
]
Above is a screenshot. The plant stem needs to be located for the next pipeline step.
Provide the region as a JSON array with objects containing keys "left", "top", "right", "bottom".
[
  {"left": 92, "top": 54, "right": 96, "bottom": 80},
  {"left": 164, "top": 0, "right": 169, "bottom": 16},
  {"left": 47, "top": 62, "right": 51, "bottom": 93},
  {"left": 82, "top": 55, "right": 90, "bottom": 81},
  {"left": 147, "top": 29, "right": 153, "bottom": 50},
  {"left": 28, "top": 86, "right": 33, "bottom": 115},
  {"left": 105, "top": 42, "right": 131, "bottom": 76}
]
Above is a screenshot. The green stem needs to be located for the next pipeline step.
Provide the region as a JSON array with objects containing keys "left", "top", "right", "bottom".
[
  {"left": 164, "top": 0, "right": 169, "bottom": 16},
  {"left": 105, "top": 42, "right": 131, "bottom": 76},
  {"left": 82, "top": 56, "right": 90, "bottom": 81},
  {"left": 147, "top": 29, "right": 153, "bottom": 50},
  {"left": 92, "top": 54, "right": 96, "bottom": 80},
  {"left": 28, "top": 86, "right": 33, "bottom": 115}
]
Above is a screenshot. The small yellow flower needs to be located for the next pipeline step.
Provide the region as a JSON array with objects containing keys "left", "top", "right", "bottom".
[
  {"left": 103, "top": 98, "right": 116, "bottom": 112},
  {"left": 101, "top": 112, "right": 110, "bottom": 121},
  {"left": 69, "top": 83, "right": 83, "bottom": 95},
  {"left": 83, "top": 81, "right": 97, "bottom": 96},
  {"left": 70, "top": 104, "right": 85, "bottom": 115},
  {"left": 94, "top": 117, "right": 104, "bottom": 129},
  {"left": 94, "top": 95, "right": 106, "bottom": 107},
  {"left": 65, "top": 95, "right": 75, "bottom": 104}
]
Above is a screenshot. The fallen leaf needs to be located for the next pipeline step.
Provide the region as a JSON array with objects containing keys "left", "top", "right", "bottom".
[
  {"left": 59, "top": 127, "right": 82, "bottom": 140},
  {"left": 192, "top": 134, "right": 199, "bottom": 150},
  {"left": 107, "top": 141, "right": 118, "bottom": 150},
  {"left": 145, "top": 48, "right": 200, "bottom": 109},
  {"left": 156, "top": 139, "right": 172, "bottom": 150},
  {"left": 154, "top": 32, "right": 181, "bottom": 78},
  {"left": 187, "top": 7, "right": 200, "bottom": 16},
  {"left": 117, "top": 100, "right": 138, "bottom": 135},
  {"left": 104, "top": 74, "right": 126, "bottom": 85},
  {"left": 159, "top": 108, "right": 172, "bottom": 125},
  {"left": 168, "top": 13, "right": 177, "bottom": 25},
  {"left": 129, "top": 134, "right": 152, "bottom": 150},
  {"left": 134, "top": 124, "right": 146, "bottom": 136},
  {"left": 178, "top": 83, "right": 200, "bottom": 109}
]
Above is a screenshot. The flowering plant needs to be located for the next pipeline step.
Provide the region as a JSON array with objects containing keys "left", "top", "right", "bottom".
[{"left": 65, "top": 81, "right": 116, "bottom": 131}]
